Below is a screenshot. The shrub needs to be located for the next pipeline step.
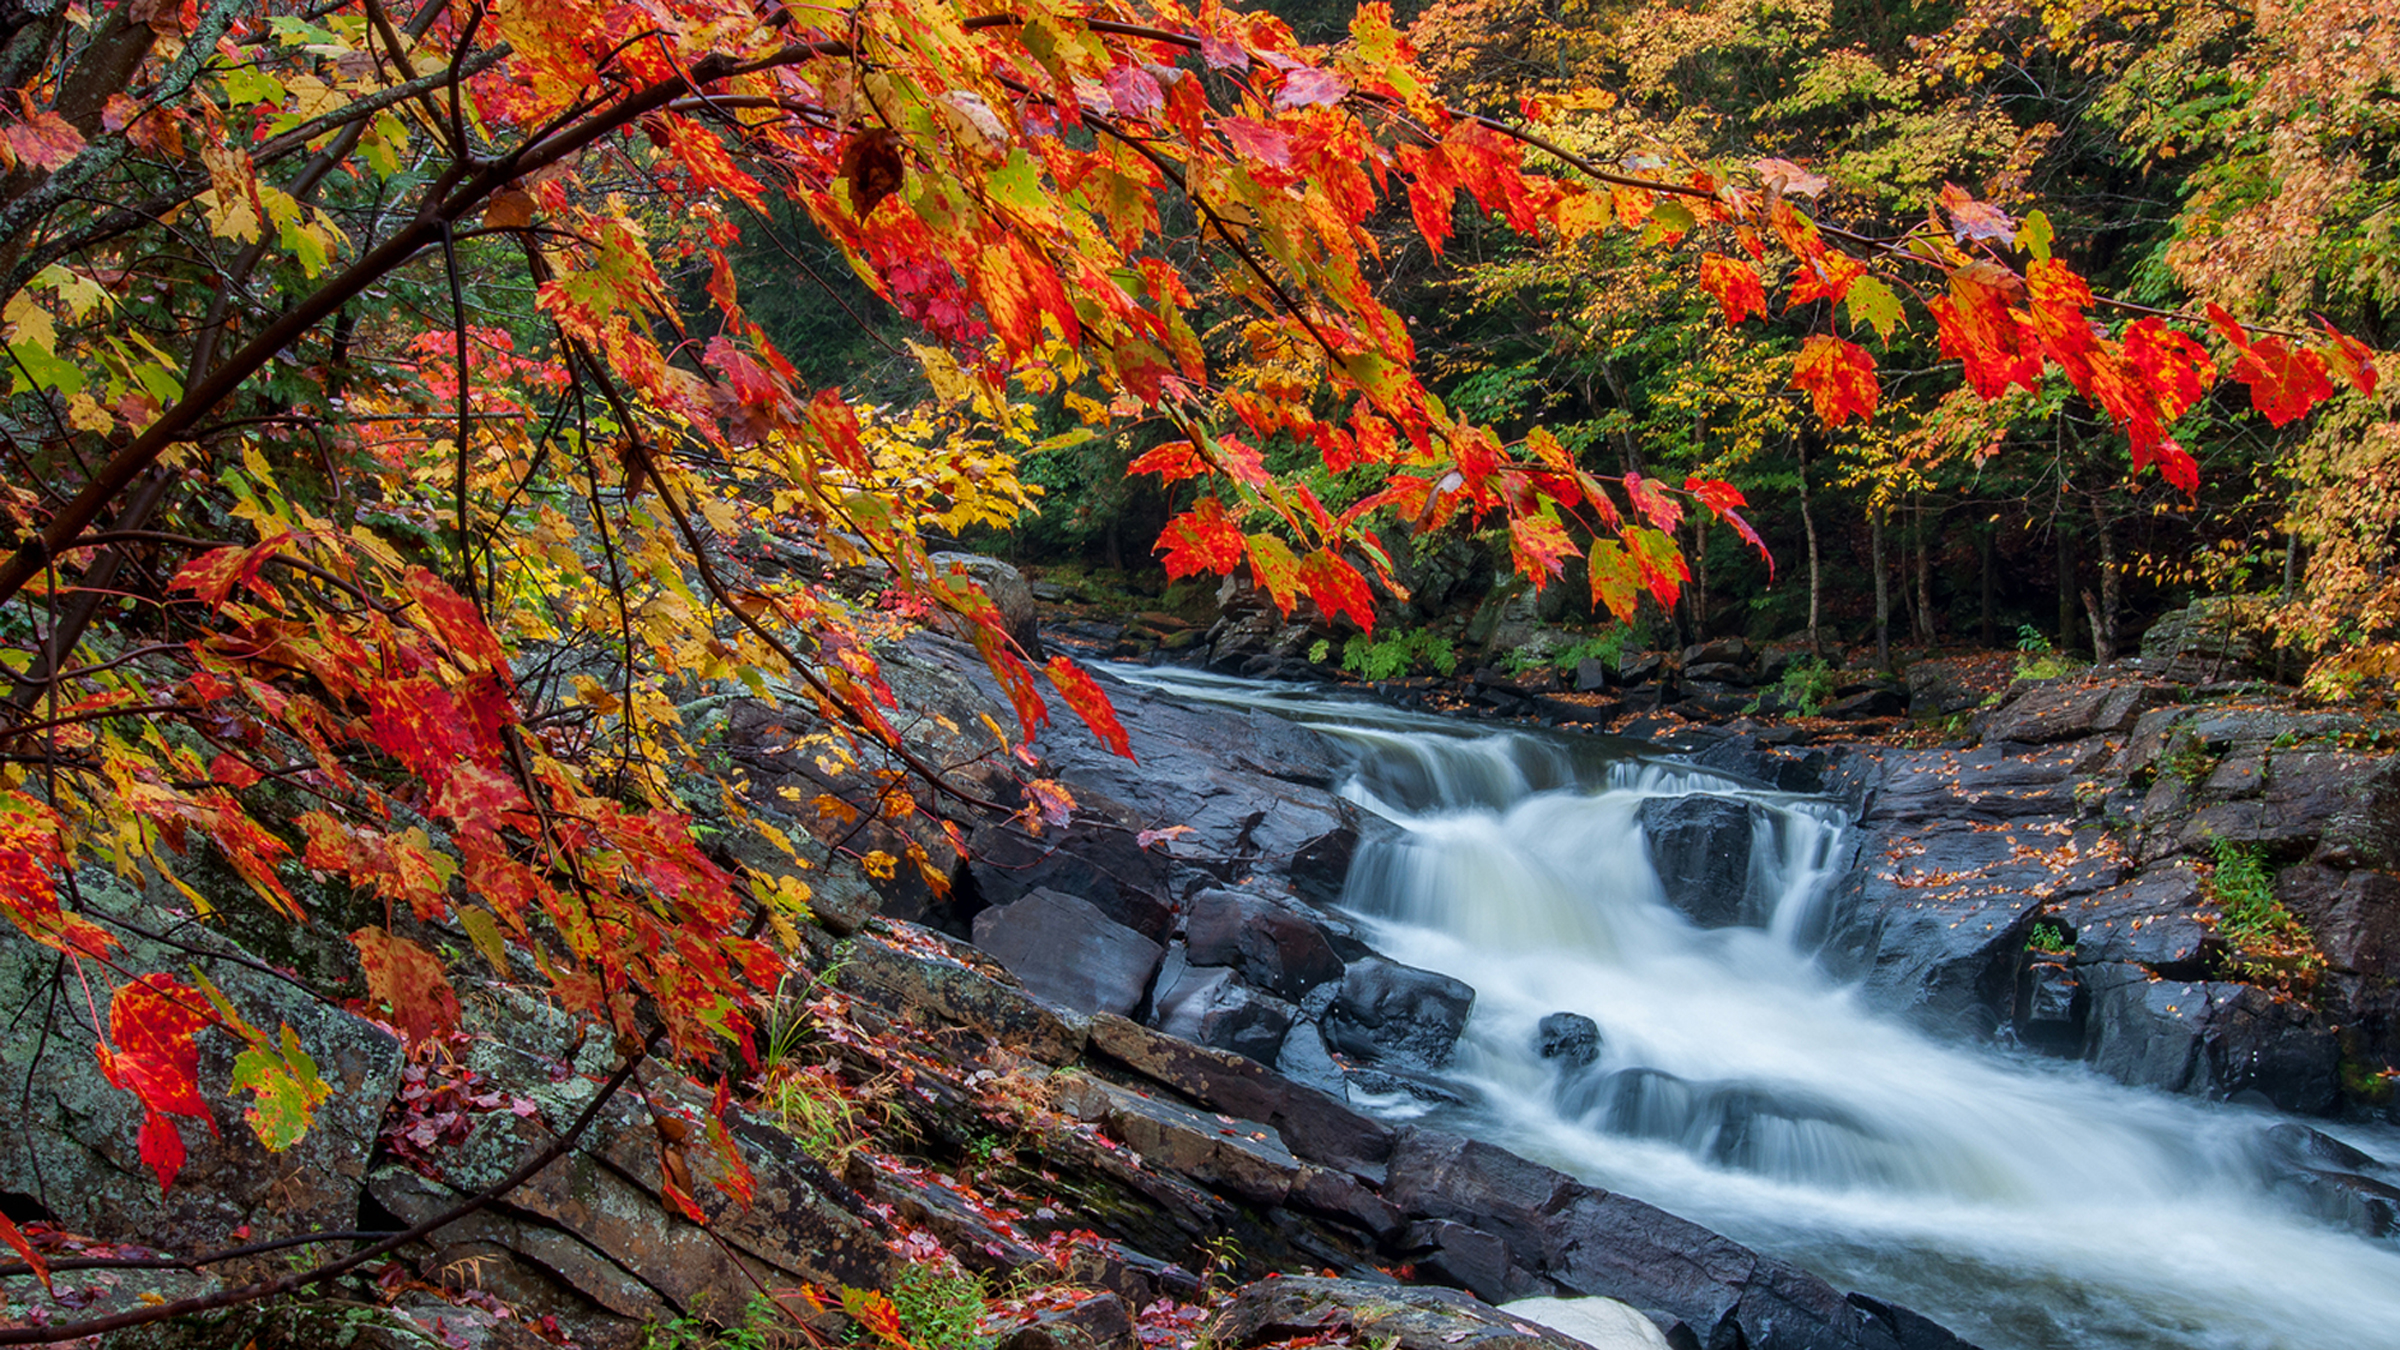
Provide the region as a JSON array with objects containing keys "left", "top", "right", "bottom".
[{"left": 2207, "top": 839, "right": 2324, "bottom": 990}]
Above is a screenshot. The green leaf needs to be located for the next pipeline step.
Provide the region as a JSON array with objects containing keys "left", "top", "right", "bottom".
[
  {"left": 1845, "top": 276, "right": 1906, "bottom": 344},
  {"left": 229, "top": 1025, "right": 330, "bottom": 1152},
  {"left": 2021, "top": 209, "right": 2054, "bottom": 263}
]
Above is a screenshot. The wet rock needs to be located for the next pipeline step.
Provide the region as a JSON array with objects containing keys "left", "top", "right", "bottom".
[
  {"left": 1208, "top": 1276, "right": 1589, "bottom": 1350},
  {"left": 2013, "top": 960, "right": 2085, "bottom": 1053},
  {"left": 1639, "top": 795, "right": 1764, "bottom": 929},
  {"left": 91, "top": 1299, "right": 550, "bottom": 1350},
  {"left": 973, "top": 887, "right": 1166, "bottom": 1018},
  {"left": 1183, "top": 888, "right": 1345, "bottom": 999},
  {"left": 1684, "top": 661, "right": 1752, "bottom": 686},
  {"left": 836, "top": 929, "right": 1089, "bottom": 1065},
  {"left": 1827, "top": 688, "right": 1908, "bottom": 720},
  {"left": 2080, "top": 967, "right": 2341, "bottom": 1112},
  {"left": 2061, "top": 864, "right": 2212, "bottom": 971},
  {"left": 1905, "top": 656, "right": 2013, "bottom": 719},
  {"left": 1869, "top": 742, "right": 2107, "bottom": 824},
  {"left": 1053, "top": 1074, "right": 1301, "bottom": 1206},
  {"left": 1150, "top": 963, "right": 1297, "bottom": 1064},
  {"left": 1321, "top": 958, "right": 1475, "bottom": 1072},
  {"left": 969, "top": 819, "right": 1175, "bottom": 942},
  {"left": 1684, "top": 637, "right": 1754, "bottom": 670},
  {"left": 1576, "top": 657, "right": 1616, "bottom": 691},
  {"left": 931, "top": 551, "right": 1043, "bottom": 657},
  {"left": 1537, "top": 1012, "right": 1602, "bottom": 1069},
  {"left": 1978, "top": 678, "right": 2171, "bottom": 745},
  {"left": 1085, "top": 1013, "right": 1396, "bottom": 1178},
  {"left": 995, "top": 1292, "right": 1139, "bottom": 1350}
]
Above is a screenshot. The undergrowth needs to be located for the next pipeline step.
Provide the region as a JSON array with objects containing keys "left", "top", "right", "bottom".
[
  {"left": 2207, "top": 839, "right": 2324, "bottom": 991},
  {"left": 1311, "top": 628, "right": 1458, "bottom": 680}
]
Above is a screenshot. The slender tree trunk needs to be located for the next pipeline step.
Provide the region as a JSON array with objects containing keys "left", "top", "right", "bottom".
[
  {"left": 1873, "top": 506, "right": 1891, "bottom": 670},
  {"left": 1689, "top": 520, "right": 1709, "bottom": 641},
  {"left": 2056, "top": 518, "right": 2078, "bottom": 656},
  {"left": 1914, "top": 498, "right": 1936, "bottom": 644},
  {"left": 1979, "top": 525, "right": 1996, "bottom": 648},
  {"left": 1799, "top": 442, "right": 1823, "bottom": 659},
  {"left": 2088, "top": 498, "right": 2120, "bottom": 662},
  {"left": 1897, "top": 494, "right": 1921, "bottom": 645}
]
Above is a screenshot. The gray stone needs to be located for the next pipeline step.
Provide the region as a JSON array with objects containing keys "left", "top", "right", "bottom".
[
  {"left": 1537, "top": 1012, "right": 1602, "bottom": 1069},
  {"left": 1640, "top": 795, "right": 1764, "bottom": 929},
  {"left": 1321, "top": 958, "right": 1475, "bottom": 1072},
  {"left": 1979, "top": 679, "right": 2171, "bottom": 745},
  {"left": 974, "top": 887, "right": 1166, "bottom": 1018},
  {"left": 1150, "top": 964, "right": 1297, "bottom": 1064},
  {"left": 931, "top": 550, "right": 1043, "bottom": 657},
  {"left": 1182, "top": 888, "right": 1344, "bottom": 999}
]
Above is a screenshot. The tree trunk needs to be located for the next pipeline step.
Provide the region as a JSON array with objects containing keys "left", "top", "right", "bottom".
[
  {"left": 1873, "top": 506, "right": 1891, "bottom": 670},
  {"left": 1799, "top": 443, "right": 1823, "bottom": 659},
  {"left": 2088, "top": 498, "right": 2120, "bottom": 662},
  {"left": 1979, "top": 525, "right": 1996, "bottom": 648},
  {"left": 1914, "top": 498, "right": 1936, "bottom": 644},
  {"left": 2056, "top": 519, "right": 2077, "bottom": 656}
]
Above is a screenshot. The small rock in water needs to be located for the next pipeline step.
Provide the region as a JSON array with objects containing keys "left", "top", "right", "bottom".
[{"left": 1536, "top": 1012, "right": 1601, "bottom": 1069}]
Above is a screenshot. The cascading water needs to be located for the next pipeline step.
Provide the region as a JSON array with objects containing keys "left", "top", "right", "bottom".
[{"left": 1114, "top": 666, "right": 2400, "bottom": 1350}]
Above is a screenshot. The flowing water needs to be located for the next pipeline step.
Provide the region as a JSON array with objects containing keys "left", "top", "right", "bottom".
[{"left": 1113, "top": 667, "right": 2400, "bottom": 1350}]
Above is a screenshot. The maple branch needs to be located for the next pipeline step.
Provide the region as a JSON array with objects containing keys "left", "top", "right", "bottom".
[{"left": 0, "top": 1050, "right": 646, "bottom": 1346}]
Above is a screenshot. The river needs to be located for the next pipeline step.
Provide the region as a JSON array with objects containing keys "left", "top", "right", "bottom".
[{"left": 1113, "top": 666, "right": 2400, "bottom": 1350}]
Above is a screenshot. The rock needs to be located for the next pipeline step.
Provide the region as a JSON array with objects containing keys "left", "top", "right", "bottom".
[
  {"left": 974, "top": 888, "right": 1166, "bottom": 1018},
  {"left": 1827, "top": 688, "right": 1908, "bottom": 719},
  {"left": 1085, "top": 1013, "right": 1396, "bottom": 1178},
  {"left": 1905, "top": 656, "right": 2013, "bottom": 719},
  {"left": 1537, "top": 1013, "right": 1602, "bottom": 1069},
  {"left": 1183, "top": 888, "right": 1345, "bottom": 999},
  {"left": 0, "top": 878, "right": 402, "bottom": 1261},
  {"left": 1639, "top": 795, "right": 1764, "bottom": 928},
  {"left": 1053, "top": 1074, "right": 1301, "bottom": 1206},
  {"left": 2061, "top": 864, "right": 2213, "bottom": 972},
  {"left": 931, "top": 551, "right": 1044, "bottom": 657},
  {"left": 1619, "top": 651, "right": 1667, "bottom": 685},
  {"left": 90, "top": 1299, "right": 551, "bottom": 1350},
  {"left": 2080, "top": 966, "right": 2342, "bottom": 1112},
  {"left": 1683, "top": 637, "right": 1753, "bottom": 669},
  {"left": 2013, "top": 959, "right": 2085, "bottom": 1052},
  {"left": 1575, "top": 657, "right": 1615, "bottom": 691},
  {"left": 2139, "top": 597, "right": 2275, "bottom": 683},
  {"left": 995, "top": 1292, "right": 1140, "bottom": 1350},
  {"left": 1684, "top": 661, "right": 1752, "bottom": 685},
  {"left": 1321, "top": 958, "right": 1475, "bottom": 1072},
  {"left": 1208, "top": 1276, "right": 1590, "bottom": 1350},
  {"left": 1501, "top": 1296, "right": 1674, "bottom": 1350},
  {"left": 1978, "top": 678, "right": 2171, "bottom": 745},
  {"left": 969, "top": 819, "right": 1176, "bottom": 942},
  {"left": 1150, "top": 963, "right": 1297, "bottom": 1064},
  {"left": 836, "top": 928, "right": 1089, "bottom": 1065}
]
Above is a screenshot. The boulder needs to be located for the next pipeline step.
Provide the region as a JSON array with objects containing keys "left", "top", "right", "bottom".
[
  {"left": 2080, "top": 966, "right": 2342, "bottom": 1112},
  {"left": 1827, "top": 688, "right": 1908, "bottom": 720},
  {"left": 995, "top": 1292, "right": 1140, "bottom": 1350},
  {"left": 1683, "top": 637, "right": 1754, "bottom": 670},
  {"left": 1052, "top": 1074, "right": 1302, "bottom": 1206},
  {"left": 1978, "top": 679, "right": 2170, "bottom": 745},
  {"left": 969, "top": 818, "right": 1175, "bottom": 942},
  {"left": 1537, "top": 1012, "right": 1602, "bottom": 1069},
  {"left": 2139, "top": 597, "right": 2275, "bottom": 683},
  {"left": 1183, "top": 888, "right": 1345, "bottom": 999},
  {"left": 1321, "top": 958, "right": 1476, "bottom": 1072},
  {"left": 835, "top": 929, "right": 1089, "bottom": 1065},
  {"left": 973, "top": 888, "right": 1166, "bottom": 1018},
  {"left": 1150, "top": 962, "right": 1298, "bottom": 1064},
  {"left": 1208, "top": 1276, "right": 1591, "bottom": 1350},
  {"left": 1085, "top": 1013, "right": 1396, "bottom": 1178},
  {"left": 0, "top": 877, "right": 402, "bottom": 1261},
  {"left": 931, "top": 550, "right": 1043, "bottom": 657},
  {"left": 1639, "top": 794, "right": 1764, "bottom": 929}
]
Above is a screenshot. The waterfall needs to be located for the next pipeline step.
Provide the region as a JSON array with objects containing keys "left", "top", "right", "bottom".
[{"left": 1113, "top": 666, "right": 2400, "bottom": 1350}]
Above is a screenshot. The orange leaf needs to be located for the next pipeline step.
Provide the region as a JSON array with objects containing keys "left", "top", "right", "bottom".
[
  {"left": 1792, "top": 335, "right": 1880, "bottom": 426},
  {"left": 1158, "top": 498, "right": 1246, "bottom": 579},
  {"left": 2318, "top": 320, "right": 2379, "bottom": 397},
  {"left": 1046, "top": 656, "right": 1133, "bottom": 760},
  {"left": 1300, "top": 549, "right": 1377, "bottom": 629},
  {"left": 1697, "top": 253, "right": 1767, "bottom": 325},
  {"left": 1588, "top": 539, "right": 1640, "bottom": 623},
  {"left": 350, "top": 928, "right": 462, "bottom": 1044},
  {"left": 1508, "top": 516, "right": 1576, "bottom": 586},
  {"left": 1127, "top": 441, "right": 1210, "bottom": 484},
  {"left": 1688, "top": 476, "right": 1769, "bottom": 569},
  {"left": 1623, "top": 473, "right": 1683, "bottom": 532}
]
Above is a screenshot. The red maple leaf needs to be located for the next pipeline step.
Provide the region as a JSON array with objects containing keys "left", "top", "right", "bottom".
[
  {"left": 1697, "top": 253, "right": 1767, "bottom": 325},
  {"left": 98, "top": 974, "right": 219, "bottom": 1191},
  {"left": 1792, "top": 335, "right": 1880, "bottom": 426},
  {"left": 1157, "top": 498, "right": 1246, "bottom": 578},
  {"left": 1045, "top": 655, "right": 1133, "bottom": 760},
  {"left": 1300, "top": 549, "right": 1377, "bottom": 629},
  {"left": 350, "top": 927, "right": 462, "bottom": 1044}
]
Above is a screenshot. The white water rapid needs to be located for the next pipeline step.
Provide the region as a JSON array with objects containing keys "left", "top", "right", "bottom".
[{"left": 1113, "top": 667, "right": 2400, "bottom": 1350}]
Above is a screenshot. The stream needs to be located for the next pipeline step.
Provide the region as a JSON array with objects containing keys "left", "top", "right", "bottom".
[{"left": 1113, "top": 666, "right": 2400, "bottom": 1350}]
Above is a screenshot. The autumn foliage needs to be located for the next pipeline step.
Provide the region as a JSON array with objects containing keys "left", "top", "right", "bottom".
[{"left": 0, "top": 0, "right": 2380, "bottom": 1331}]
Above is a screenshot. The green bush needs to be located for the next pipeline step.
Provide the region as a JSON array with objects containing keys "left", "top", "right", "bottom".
[
  {"left": 2208, "top": 838, "right": 2323, "bottom": 988},
  {"left": 1771, "top": 657, "right": 1837, "bottom": 717},
  {"left": 1319, "top": 628, "right": 1458, "bottom": 680},
  {"left": 2027, "top": 920, "right": 2073, "bottom": 953},
  {"left": 889, "top": 1262, "right": 992, "bottom": 1350}
]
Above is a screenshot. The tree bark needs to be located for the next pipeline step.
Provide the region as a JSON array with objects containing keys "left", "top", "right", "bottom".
[
  {"left": 2088, "top": 497, "right": 2120, "bottom": 662},
  {"left": 1914, "top": 497, "right": 1936, "bottom": 644},
  {"left": 1798, "top": 441, "right": 1823, "bottom": 659},
  {"left": 1873, "top": 505, "right": 1891, "bottom": 669},
  {"left": 2055, "top": 517, "right": 2078, "bottom": 656}
]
